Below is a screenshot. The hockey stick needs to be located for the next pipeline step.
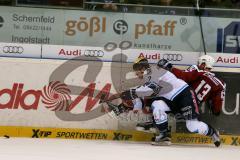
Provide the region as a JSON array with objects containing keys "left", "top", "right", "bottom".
[
  {"left": 99, "top": 93, "right": 121, "bottom": 104},
  {"left": 99, "top": 93, "right": 124, "bottom": 119},
  {"left": 196, "top": 0, "right": 207, "bottom": 55}
]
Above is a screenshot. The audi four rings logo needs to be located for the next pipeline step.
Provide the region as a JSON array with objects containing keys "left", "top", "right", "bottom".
[
  {"left": 84, "top": 50, "right": 104, "bottom": 57},
  {"left": 2, "top": 46, "right": 24, "bottom": 54},
  {"left": 163, "top": 54, "right": 183, "bottom": 61}
]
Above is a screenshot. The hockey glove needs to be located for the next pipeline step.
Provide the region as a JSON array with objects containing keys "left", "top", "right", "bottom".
[
  {"left": 120, "top": 89, "right": 138, "bottom": 101},
  {"left": 157, "top": 59, "right": 172, "bottom": 71},
  {"left": 106, "top": 102, "right": 127, "bottom": 116}
]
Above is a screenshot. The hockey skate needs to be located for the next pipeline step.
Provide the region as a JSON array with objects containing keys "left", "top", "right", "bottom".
[
  {"left": 151, "top": 131, "right": 171, "bottom": 146},
  {"left": 211, "top": 128, "right": 221, "bottom": 147}
]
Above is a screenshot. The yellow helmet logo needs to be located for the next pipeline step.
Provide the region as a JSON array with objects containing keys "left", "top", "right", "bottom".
[{"left": 134, "top": 57, "right": 146, "bottom": 64}]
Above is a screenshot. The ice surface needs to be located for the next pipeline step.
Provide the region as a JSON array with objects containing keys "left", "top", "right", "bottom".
[{"left": 0, "top": 138, "right": 239, "bottom": 160}]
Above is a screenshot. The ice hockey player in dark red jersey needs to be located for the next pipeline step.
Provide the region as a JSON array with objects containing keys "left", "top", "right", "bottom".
[{"left": 158, "top": 55, "right": 226, "bottom": 116}]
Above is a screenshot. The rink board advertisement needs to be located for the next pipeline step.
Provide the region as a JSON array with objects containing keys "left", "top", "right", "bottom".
[
  {"left": 41, "top": 44, "right": 122, "bottom": 62},
  {"left": 208, "top": 53, "right": 240, "bottom": 68},
  {"left": 0, "top": 58, "right": 123, "bottom": 129},
  {"left": 41, "top": 44, "right": 201, "bottom": 66},
  {"left": 0, "top": 126, "right": 152, "bottom": 141},
  {"left": 0, "top": 42, "right": 41, "bottom": 58},
  {"left": 0, "top": 57, "right": 239, "bottom": 134},
  {"left": 2, "top": 42, "right": 240, "bottom": 67},
  {"left": 0, "top": 6, "right": 240, "bottom": 54},
  {"left": 0, "top": 126, "right": 240, "bottom": 146}
]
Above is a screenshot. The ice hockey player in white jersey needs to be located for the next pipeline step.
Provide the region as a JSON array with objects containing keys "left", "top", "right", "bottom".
[
  {"left": 136, "top": 55, "right": 224, "bottom": 132},
  {"left": 119, "top": 57, "right": 221, "bottom": 147}
]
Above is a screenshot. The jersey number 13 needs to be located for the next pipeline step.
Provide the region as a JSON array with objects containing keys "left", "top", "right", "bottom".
[{"left": 195, "top": 80, "right": 211, "bottom": 101}]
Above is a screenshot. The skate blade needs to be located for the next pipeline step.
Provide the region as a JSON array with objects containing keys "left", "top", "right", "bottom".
[{"left": 151, "top": 141, "right": 171, "bottom": 146}]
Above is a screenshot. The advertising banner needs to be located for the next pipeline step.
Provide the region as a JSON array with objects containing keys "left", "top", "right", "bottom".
[
  {"left": 0, "top": 58, "right": 122, "bottom": 129},
  {"left": 1, "top": 126, "right": 239, "bottom": 146},
  {"left": 62, "top": 11, "right": 204, "bottom": 52},
  {"left": 41, "top": 44, "right": 201, "bottom": 66},
  {"left": 208, "top": 53, "right": 240, "bottom": 68},
  {"left": 0, "top": 6, "right": 239, "bottom": 55},
  {"left": 0, "top": 126, "right": 152, "bottom": 142},
  {"left": 122, "top": 49, "right": 200, "bottom": 65},
  {"left": 42, "top": 44, "right": 240, "bottom": 67},
  {"left": 0, "top": 42, "right": 239, "bottom": 67},
  {"left": 0, "top": 7, "right": 63, "bottom": 45},
  {"left": 42, "top": 44, "right": 122, "bottom": 62},
  {"left": 0, "top": 57, "right": 239, "bottom": 135},
  {"left": 203, "top": 18, "right": 240, "bottom": 54},
  {"left": 0, "top": 42, "right": 41, "bottom": 58}
]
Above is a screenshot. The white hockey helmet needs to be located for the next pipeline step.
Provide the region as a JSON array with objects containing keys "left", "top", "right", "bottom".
[{"left": 198, "top": 55, "right": 215, "bottom": 69}]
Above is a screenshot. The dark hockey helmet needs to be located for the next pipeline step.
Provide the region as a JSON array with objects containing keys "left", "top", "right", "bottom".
[{"left": 133, "top": 57, "right": 150, "bottom": 71}]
